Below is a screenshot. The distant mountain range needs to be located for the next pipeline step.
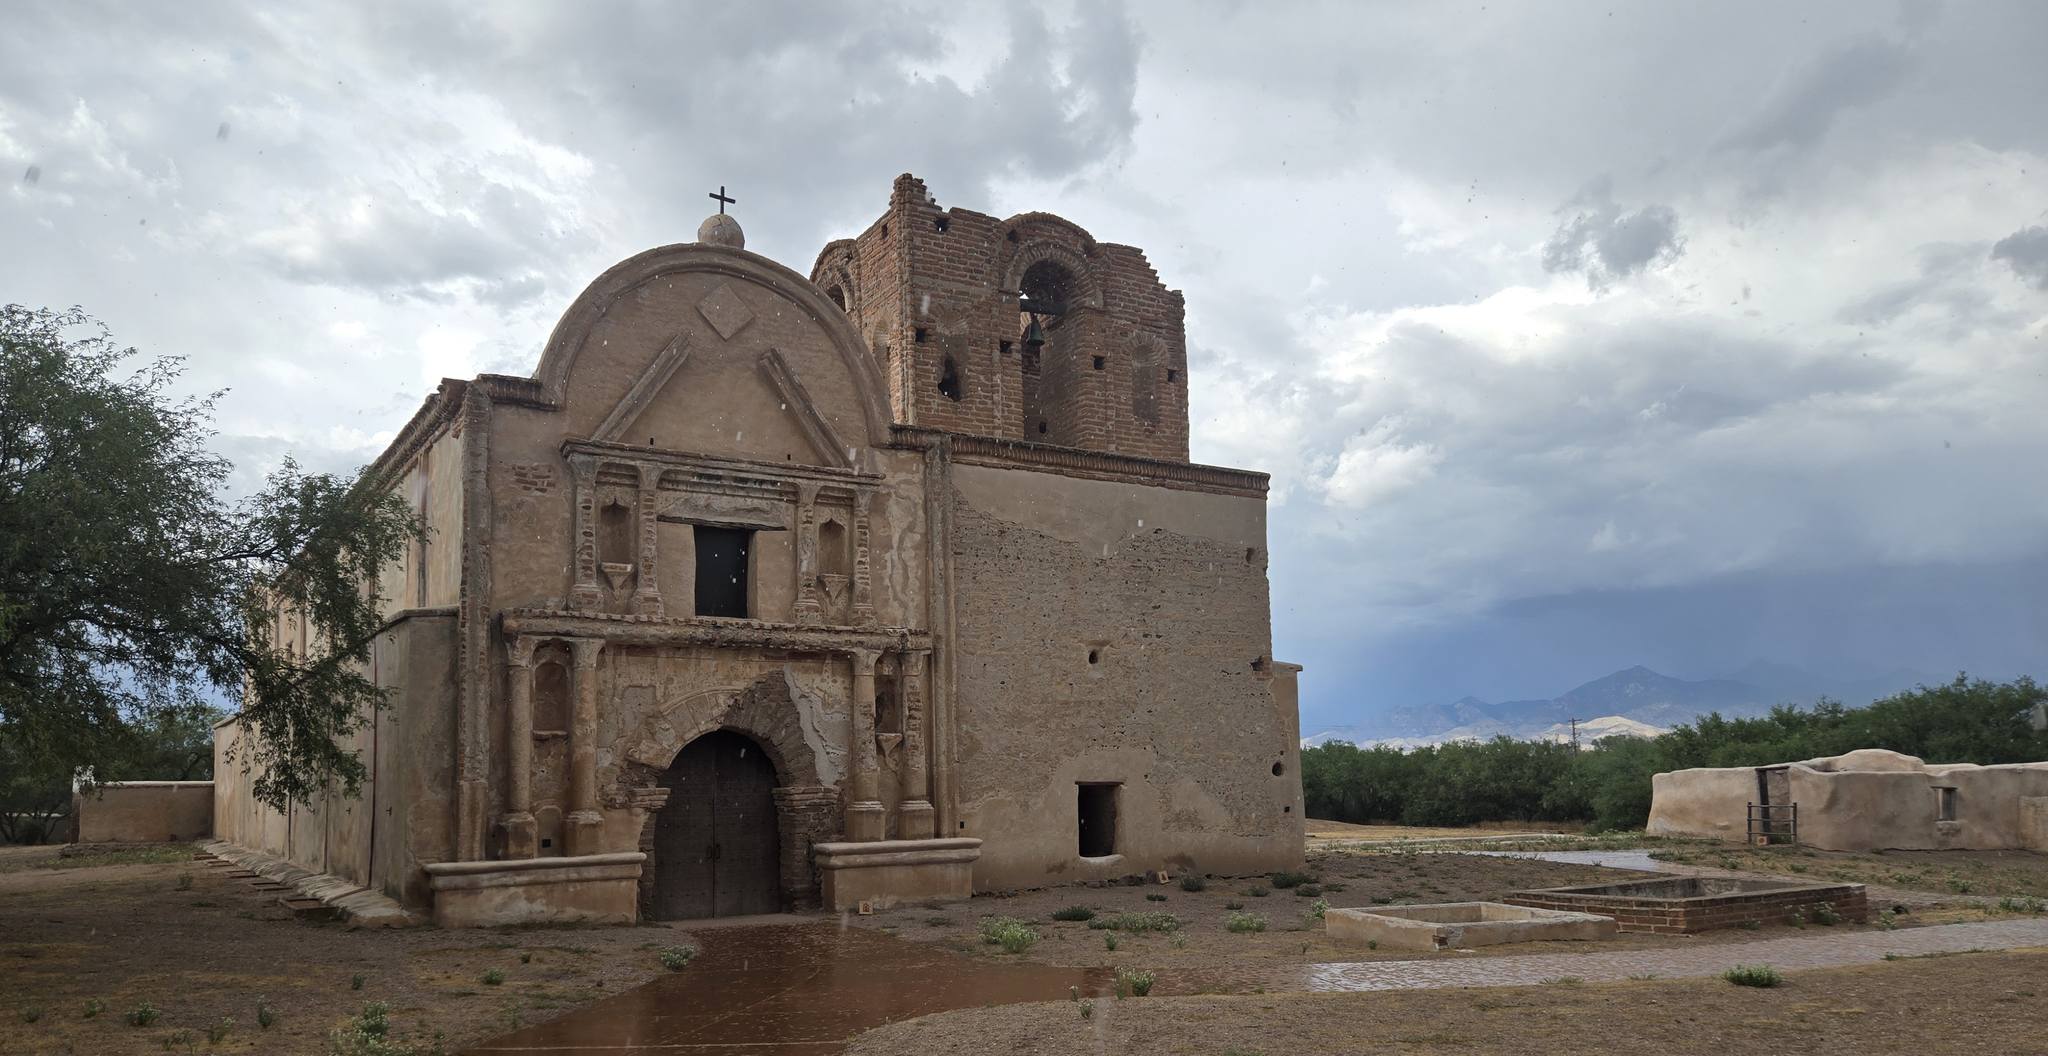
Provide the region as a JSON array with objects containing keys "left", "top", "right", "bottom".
[{"left": 1302, "top": 663, "right": 1944, "bottom": 749}]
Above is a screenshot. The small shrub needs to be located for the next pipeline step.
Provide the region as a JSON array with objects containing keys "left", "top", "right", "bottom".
[
  {"left": 1877, "top": 909, "right": 1899, "bottom": 931},
  {"left": 658, "top": 945, "right": 697, "bottom": 971},
  {"left": 481, "top": 968, "right": 507, "bottom": 986},
  {"left": 1145, "top": 893, "right": 1168, "bottom": 902},
  {"left": 1245, "top": 886, "right": 1269, "bottom": 898},
  {"left": 1812, "top": 903, "right": 1840, "bottom": 926},
  {"left": 1115, "top": 966, "right": 1156, "bottom": 998},
  {"left": 1226, "top": 912, "right": 1268, "bottom": 933},
  {"left": 1269, "top": 871, "right": 1314, "bottom": 890},
  {"left": 208, "top": 1017, "right": 235, "bottom": 1044},
  {"left": 1224, "top": 900, "right": 1244, "bottom": 911},
  {"left": 1541, "top": 976, "right": 1584, "bottom": 987},
  {"left": 165, "top": 1029, "right": 196, "bottom": 1049},
  {"left": 1788, "top": 909, "right": 1806, "bottom": 929},
  {"left": 1179, "top": 876, "right": 1206, "bottom": 892},
  {"left": 1997, "top": 896, "right": 2046, "bottom": 914},
  {"left": 256, "top": 1000, "right": 277, "bottom": 1029},
  {"left": 126, "top": 1001, "right": 160, "bottom": 1027},
  {"left": 519, "top": 952, "right": 532, "bottom": 964},
  {"left": 1169, "top": 931, "right": 1188, "bottom": 949},
  {"left": 1738, "top": 919, "right": 1762, "bottom": 931},
  {"left": 1293, "top": 884, "right": 1323, "bottom": 898},
  {"left": 1308, "top": 898, "right": 1329, "bottom": 920},
  {"left": 1367, "top": 939, "right": 1378, "bottom": 950},
  {"left": 19, "top": 1007, "right": 42, "bottom": 1023},
  {"left": 175, "top": 873, "right": 194, "bottom": 891},
  {"left": 351, "top": 973, "right": 366, "bottom": 991},
  {"left": 1087, "top": 911, "right": 1180, "bottom": 933},
  {"left": 978, "top": 917, "right": 1038, "bottom": 954},
  {"left": 1077, "top": 998, "right": 1094, "bottom": 1020},
  {"left": 1723, "top": 964, "right": 1783, "bottom": 988},
  {"left": 82, "top": 998, "right": 105, "bottom": 1019},
  {"left": 1104, "top": 933, "right": 1119, "bottom": 951},
  {"left": 1322, "top": 881, "right": 1347, "bottom": 892},
  {"left": 1051, "top": 905, "right": 1096, "bottom": 922}
]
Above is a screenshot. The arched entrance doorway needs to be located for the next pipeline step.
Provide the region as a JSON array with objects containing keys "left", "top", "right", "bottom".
[{"left": 652, "top": 731, "right": 782, "bottom": 918}]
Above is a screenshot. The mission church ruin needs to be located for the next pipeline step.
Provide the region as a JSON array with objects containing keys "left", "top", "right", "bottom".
[{"left": 213, "top": 175, "right": 1304, "bottom": 926}]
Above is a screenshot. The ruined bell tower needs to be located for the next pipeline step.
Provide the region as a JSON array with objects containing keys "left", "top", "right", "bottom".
[{"left": 811, "top": 174, "right": 1191, "bottom": 461}]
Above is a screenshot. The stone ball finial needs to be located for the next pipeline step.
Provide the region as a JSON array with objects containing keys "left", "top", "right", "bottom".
[{"left": 697, "top": 213, "right": 745, "bottom": 249}]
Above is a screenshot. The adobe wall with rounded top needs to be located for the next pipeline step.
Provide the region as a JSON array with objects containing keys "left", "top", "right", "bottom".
[{"left": 1649, "top": 750, "right": 2048, "bottom": 851}]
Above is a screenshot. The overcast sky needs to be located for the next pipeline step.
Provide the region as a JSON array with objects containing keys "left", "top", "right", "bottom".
[{"left": 5, "top": 1, "right": 2045, "bottom": 730}]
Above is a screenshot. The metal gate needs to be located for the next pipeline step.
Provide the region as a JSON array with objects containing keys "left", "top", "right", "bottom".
[{"left": 653, "top": 731, "right": 782, "bottom": 919}]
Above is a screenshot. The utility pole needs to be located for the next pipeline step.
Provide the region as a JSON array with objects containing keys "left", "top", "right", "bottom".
[{"left": 1568, "top": 717, "right": 1583, "bottom": 750}]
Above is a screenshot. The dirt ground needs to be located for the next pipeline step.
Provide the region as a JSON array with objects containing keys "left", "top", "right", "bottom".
[
  {"left": 1648, "top": 842, "right": 2048, "bottom": 900},
  {"left": 846, "top": 946, "right": 2048, "bottom": 1056},
  {"left": 0, "top": 844, "right": 688, "bottom": 1055},
  {"left": 850, "top": 845, "right": 1936, "bottom": 973}
]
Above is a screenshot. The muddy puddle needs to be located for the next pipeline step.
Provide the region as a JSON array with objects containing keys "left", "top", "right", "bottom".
[{"left": 464, "top": 921, "right": 1113, "bottom": 1055}]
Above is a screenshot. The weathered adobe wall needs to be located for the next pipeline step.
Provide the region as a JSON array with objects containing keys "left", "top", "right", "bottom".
[
  {"left": 211, "top": 612, "right": 458, "bottom": 907},
  {"left": 818, "top": 174, "right": 1190, "bottom": 460},
  {"left": 1649, "top": 756, "right": 2048, "bottom": 851},
  {"left": 944, "top": 461, "right": 1301, "bottom": 888},
  {"left": 73, "top": 782, "right": 213, "bottom": 843}
]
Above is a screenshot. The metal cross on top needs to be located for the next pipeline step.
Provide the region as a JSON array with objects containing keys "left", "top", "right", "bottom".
[{"left": 708, "top": 185, "right": 736, "bottom": 214}]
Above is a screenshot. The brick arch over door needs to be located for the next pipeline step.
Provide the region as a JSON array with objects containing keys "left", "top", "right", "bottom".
[{"left": 618, "top": 668, "right": 840, "bottom": 915}]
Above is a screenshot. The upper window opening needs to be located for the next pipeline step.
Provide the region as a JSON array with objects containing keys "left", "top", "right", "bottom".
[
  {"left": 934, "top": 216, "right": 949, "bottom": 233},
  {"left": 693, "top": 526, "right": 751, "bottom": 618},
  {"left": 1019, "top": 259, "right": 1077, "bottom": 317},
  {"left": 938, "top": 357, "right": 963, "bottom": 401},
  {"left": 1092, "top": 355, "right": 1106, "bottom": 371},
  {"left": 826, "top": 286, "right": 847, "bottom": 311},
  {"left": 1167, "top": 368, "right": 1179, "bottom": 383}
]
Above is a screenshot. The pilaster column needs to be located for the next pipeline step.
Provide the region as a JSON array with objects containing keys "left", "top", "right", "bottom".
[
  {"left": 844, "top": 647, "right": 886, "bottom": 841},
  {"left": 851, "top": 490, "right": 875, "bottom": 626},
  {"left": 897, "top": 649, "right": 935, "bottom": 839},
  {"left": 793, "top": 483, "right": 822, "bottom": 624},
  {"left": 503, "top": 635, "right": 540, "bottom": 858},
  {"left": 631, "top": 466, "right": 663, "bottom": 616},
  {"left": 568, "top": 455, "right": 604, "bottom": 611},
  {"left": 565, "top": 637, "right": 606, "bottom": 855}
]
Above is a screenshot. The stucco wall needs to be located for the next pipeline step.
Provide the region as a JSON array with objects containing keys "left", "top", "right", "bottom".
[
  {"left": 73, "top": 782, "right": 213, "bottom": 843},
  {"left": 212, "top": 611, "right": 457, "bottom": 907},
  {"left": 1649, "top": 750, "right": 2048, "bottom": 851},
  {"left": 946, "top": 461, "right": 1302, "bottom": 887}
]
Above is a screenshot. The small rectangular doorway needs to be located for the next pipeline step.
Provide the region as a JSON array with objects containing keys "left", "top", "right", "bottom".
[{"left": 1077, "top": 782, "right": 1120, "bottom": 858}]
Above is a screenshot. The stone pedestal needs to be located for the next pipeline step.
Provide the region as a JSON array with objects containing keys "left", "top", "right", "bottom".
[
  {"left": 424, "top": 853, "right": 645, "bottom": 927},
  {"left": 502, "top": 812, "right": 538, "bottom": 860},
  {"left": 564, "top": 809, "right": 604, "bottom": 857},
  {"left": 813, "top": 837, "right": 980, "bottom": 912},
  {"left": 844, "top": 801, "right": 887, "bottom": 843},
  {"left": 896, "top": 800, "right": 936, "bottom": 841}
]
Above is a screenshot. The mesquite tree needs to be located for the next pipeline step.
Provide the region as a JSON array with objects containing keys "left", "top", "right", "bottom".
[{"left": 0, "top": 305, "right": 420, "bottom": 810}]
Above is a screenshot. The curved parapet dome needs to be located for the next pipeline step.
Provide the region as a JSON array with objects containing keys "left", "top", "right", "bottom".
[{"left": 697, "top": 212, "right": 745, "bottom": 249}]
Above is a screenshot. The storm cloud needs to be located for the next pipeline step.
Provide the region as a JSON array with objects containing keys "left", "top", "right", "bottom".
[{"left": 5, "top": 0, "right": 2046, "bottom": 728}]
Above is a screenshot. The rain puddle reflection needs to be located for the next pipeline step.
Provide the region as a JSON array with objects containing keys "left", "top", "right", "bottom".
[{"left": 464, "top": 921, "right": 1113, "bottom": 1055}]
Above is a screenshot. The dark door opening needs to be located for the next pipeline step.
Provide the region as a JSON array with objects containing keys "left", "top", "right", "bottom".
[
  {"left": 694, "top": 526, "right": 751, "bottom": 618},
  {"left": 653, "top": 731, "right": 781, "bottom": 919},
  {"left": 1077, "top": 782, "right": 1119, "bottom": 858}
]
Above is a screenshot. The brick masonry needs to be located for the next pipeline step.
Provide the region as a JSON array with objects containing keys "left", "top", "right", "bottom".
[
  {"left": 813, "top": 174, "right": 1191, "bottom": 461},
  {"left": 1507, "top": 883, "right": 1869, "bottom": 934}
]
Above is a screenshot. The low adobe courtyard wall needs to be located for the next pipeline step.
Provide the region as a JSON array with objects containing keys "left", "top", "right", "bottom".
[
  {"left": 1508, "top": 877, "right": 1867, "bottom": 934},
  {"left": 1648, "top": 749, "right": 2048, "bottom": 851},
  {"left": 73, "top": 781, "right": 213, "bottom": 843}
]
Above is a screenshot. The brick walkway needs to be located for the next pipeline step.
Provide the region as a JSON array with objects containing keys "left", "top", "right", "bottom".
[{"left": 1188, "top": 917, "right": 2048, "bottom": 994}]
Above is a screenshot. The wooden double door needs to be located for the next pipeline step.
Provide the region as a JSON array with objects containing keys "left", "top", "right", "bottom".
[{"left": 653, "top": 731, "right": 781, "bottom": 919}]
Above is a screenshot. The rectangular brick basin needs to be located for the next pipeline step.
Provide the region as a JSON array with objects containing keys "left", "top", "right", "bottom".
[
  {"left": 1506, "top": 876, "right": 1867, "bottom": 934},
  {"left": 1325, "top": 902, "right": 1619, "bottom": 951}
]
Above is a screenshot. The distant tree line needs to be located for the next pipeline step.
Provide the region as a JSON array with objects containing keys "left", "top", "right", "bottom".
[{"left": 1301, "top": 675, "right": 2048, "bottom": 832}]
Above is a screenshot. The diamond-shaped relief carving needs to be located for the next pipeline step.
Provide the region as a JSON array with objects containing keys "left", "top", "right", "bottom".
[{"left": 696, "top": 282, "right": 755, "bottom": 340}]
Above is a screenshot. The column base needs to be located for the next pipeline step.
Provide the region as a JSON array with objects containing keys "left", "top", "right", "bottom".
[
  {"left": 570, "top": 585, "right": 605, "bottom": 611},
  {"left": 844, "top": 801, "right": 887, "bottom": 842},
  {"left": 502, "top": 812, "right": 538, "bottom": 859},
  {"left": 896, "top": 800, "right": 936, "bottom": 840},
  {"left": 564, "top": 810, "right": 604, "bottom": 856},
  {"left": 631, "top": 591, "right": 664, "bottom": 617}
]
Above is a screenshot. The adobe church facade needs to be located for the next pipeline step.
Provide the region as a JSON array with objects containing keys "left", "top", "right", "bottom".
[{"left": 213, "top": 175, "right": 1304, "bottom": 926}]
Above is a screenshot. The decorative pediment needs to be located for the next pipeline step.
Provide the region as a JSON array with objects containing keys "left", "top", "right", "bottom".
[{"left": 592, "top": 331, "right": 692, "bottom": 444}]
